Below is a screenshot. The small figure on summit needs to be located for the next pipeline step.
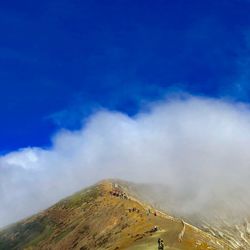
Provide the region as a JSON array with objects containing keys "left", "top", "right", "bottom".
[
  {"left": 158, "top": 238, "right": 165, "bottom": 250},
  {"left": 150, "top": 225, "right": 158, "bottom": 233},
  {"left": 158, "top": 238, "right": 161, "bottom": 245}
]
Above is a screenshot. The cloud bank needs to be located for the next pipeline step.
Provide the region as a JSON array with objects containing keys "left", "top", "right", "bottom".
[{"left": 1, "top": 96, "right": 250, "bottom": 227}]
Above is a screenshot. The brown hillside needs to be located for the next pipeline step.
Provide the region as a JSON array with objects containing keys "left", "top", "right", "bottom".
[{"left": 0, "top": 180, "right": 232, "bottom": 250}]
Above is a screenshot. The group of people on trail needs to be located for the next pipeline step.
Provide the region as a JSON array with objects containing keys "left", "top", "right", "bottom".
[
  {"left": 110, "top": 189, "right": 128, "bottom": 199},
  {"left": 146, "top": 208, "right": 157, "bottom": 216},
  {"left": 158, "top": 238, "right": 165, "bottom": 250},
  {"left": 128, "top": 207, "right": 140, "bottom": 213}
]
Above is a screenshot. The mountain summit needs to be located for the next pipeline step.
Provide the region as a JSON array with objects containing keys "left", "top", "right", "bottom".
[{"left": 0, "top": 180, "right": 233, "bottom": 249}]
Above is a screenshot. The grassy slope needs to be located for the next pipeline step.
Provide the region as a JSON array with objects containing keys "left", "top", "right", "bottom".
[{"left": 0, "top": 180, "right": 232, "bottom": 250}]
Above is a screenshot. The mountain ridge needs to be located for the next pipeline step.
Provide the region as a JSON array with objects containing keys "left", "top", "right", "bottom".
[{"left": 0, "top": 179, "right": 233, "bottom": 249}]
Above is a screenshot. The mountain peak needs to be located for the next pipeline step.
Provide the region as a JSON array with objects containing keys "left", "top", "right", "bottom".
[{"left": 0, "top": 180, "right": 232, "bottom": 250}]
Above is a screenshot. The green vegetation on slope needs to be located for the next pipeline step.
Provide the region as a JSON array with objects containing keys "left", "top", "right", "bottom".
[{"left": 0, "top": 185, "right": 100, "bottom": 250}]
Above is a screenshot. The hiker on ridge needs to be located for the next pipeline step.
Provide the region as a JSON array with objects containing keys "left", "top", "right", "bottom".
[{"left": 158, "top": 239, "right": 165, "bottom": 250}]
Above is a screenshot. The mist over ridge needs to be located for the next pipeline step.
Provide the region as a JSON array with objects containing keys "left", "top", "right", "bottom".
[{"left": 1, "top": 95, "right": 250, "bottom": 227}]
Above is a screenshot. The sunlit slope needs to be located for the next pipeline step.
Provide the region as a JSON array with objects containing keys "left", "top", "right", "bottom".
[{"left": 0, "top": 180, "right": 231, "bottom": 250}]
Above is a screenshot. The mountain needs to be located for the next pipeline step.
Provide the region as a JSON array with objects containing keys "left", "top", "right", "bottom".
[{"left": 0, "top": 180, "right": 233, "bottom": 250}]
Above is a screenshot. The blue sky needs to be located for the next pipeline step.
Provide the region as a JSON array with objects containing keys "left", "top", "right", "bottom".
[{"left": 1, "top": 0, "right": 250, "bottom": 152}]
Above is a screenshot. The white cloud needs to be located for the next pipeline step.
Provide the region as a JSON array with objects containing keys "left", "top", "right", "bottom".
[
  {"left": 1, "top": 148, "right": 39, "bottom": 169},
  {"left": 1, "top": 95, "right": 250, "bottom": 227}
]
